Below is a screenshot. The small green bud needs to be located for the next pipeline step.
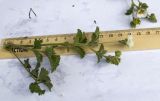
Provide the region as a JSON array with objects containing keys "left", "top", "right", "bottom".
[
  {"left": 115, "top": 51, "right": 122, "bottom": 57},
  {"left": 148, "top": 13, "right": 157, "bottom": 22}
]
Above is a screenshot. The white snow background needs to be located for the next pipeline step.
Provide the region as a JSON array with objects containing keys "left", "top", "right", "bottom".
[{"left": 0, "top": 0, "right": 160, "bottom": 101}]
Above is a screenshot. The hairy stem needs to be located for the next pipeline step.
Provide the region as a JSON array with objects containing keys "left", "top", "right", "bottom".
[{"left": 12, "top": 52, "right": 37, "bottom": 81}]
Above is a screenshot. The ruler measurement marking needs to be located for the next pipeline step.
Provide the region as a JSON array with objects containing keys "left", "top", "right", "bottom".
[
  {"left": 55, "top": 37, "right": 58, "bottom": 41},
  {"left": 137, "top": 32, "right": 141, "bottom": 36},
  {"left": 128, "top": 33, "right": 132, "bottom": 35},
  {"left": 118, "top": 33, "right": 123, "bottom": 37},
  {"left": 109, "top": 34, "right": 114, "bottom": 37},
  {"left": 20, "top": 40, "right": 23, "bottom": 44},
  {"left": 99, "top": 35, "right": 103, "bottom": 38},
  {"left": 64, "top": 36, "right": 67, "bottom": 40},
  {"left": 1, "top": 27, "right": 160, "bottom": 59},
  {"left": 5, "top": 31, "right": 160, "bottom": 45},
  {"left": 146, "top": 31, "right": 151, "bottom": 35},
  {"left": 156, "top": 31, "right": 160, "bottom": 34},
  {"left": 29, "top": 40, "right": 32, "bottom": 44},
  {"left": 46, "top": 37, "right": 49, "bottom": 42}
]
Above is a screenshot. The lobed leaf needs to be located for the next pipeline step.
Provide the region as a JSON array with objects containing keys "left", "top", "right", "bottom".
[
  {"left": 73, "top": 46, "right": 85, "bottom": 58},
  {"left": 105, "top": 51, "right": 122, "bottom": 65},
  {"left": 148, "top": 13, "right": 157, "bottom": 22},
  {"left": 45, "top": 47, "right": 60, "bottom": 72},
  {"left": 130, "top": 18, "right": 141, "bottom": 28},
  {"left": 29, "top": 82, "right": 45, "bottom": 95},
  {"left": 95, "top": 44, "right": 107, "bottom": 63},
  {"left": 115, "top": 50, "right": 122, "bottom": 58},
  {"left": 89, "top": 27, "right": 100, "bottom": 45},
  {"left": 38, "top": 68, "right": 53, "bottom": 91},
  {"left": 74, "top": 29, "right": 87, "bottom": 44},
  {"left": 139, "top": 2, "right": 148, "bottom": 10},
  {"left": 125, "top": 6, "right": 134, "bottom": 15},
  {"left": 30, "top": 50, "right": 43, "bottom": 78},
  {"left": 105, "top": 56, "right": 121, "bottom": 65}
]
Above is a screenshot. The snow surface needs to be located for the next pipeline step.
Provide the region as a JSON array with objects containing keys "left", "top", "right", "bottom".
[{"left": 0, "top": 0, "right": 160, "bottom": 101}]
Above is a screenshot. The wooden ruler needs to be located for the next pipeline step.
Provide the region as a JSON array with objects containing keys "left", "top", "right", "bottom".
[{"left": 1, "top": 27, "right": 160, "bottom": 59}]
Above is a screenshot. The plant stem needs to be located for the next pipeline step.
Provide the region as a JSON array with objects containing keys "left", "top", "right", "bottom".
[
  {"left": 10, "top": 42, "right": 89, "bottom": 48},
  {"left": 5, "top": 40, "right": 124, "bottom": 54},
  {"left": 89, "top": 47, "right": 96, "bottom": 53},
  {"left": 137, "top": 0, "right": 140, "bottom": 3},
  {"left": 131, "top": 0, "right": 134, "bottom": 4},
  {"left": 12, "top": 52, "right": 37, "bottom": 81}
]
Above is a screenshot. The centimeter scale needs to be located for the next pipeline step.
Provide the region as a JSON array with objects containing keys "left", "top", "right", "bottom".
[{"left": 0, "top": 27, "right": 160, "bottom": 59}]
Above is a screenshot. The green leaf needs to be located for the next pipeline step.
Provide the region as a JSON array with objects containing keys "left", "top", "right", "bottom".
[
  {"left": 31, "top": 68, "right": 39, "bottom": 78},
  {"left": 105, "top": 56, "right": 121, "bottom": 65},
  {"left": 30, "top": 50, "right": 43, "bottom": 78},
  {"left": 34, "top": 39, "right": 43, "bottom": 49},
  {"left": 133, "top": 18, "right": 141, "bottom": 24},
  {"left": 119, "top": 39, "right": 128, "bottom": 45},
  {"left": 4, "top": 43, "right": 13, "bottom": 51},
  {"left": 139, "top": 2, "right": 148, "bottom": 10},
  {"left": 38, "top": 68, "right": 49, "bottom": 80},
  {"left": 38, "top": 68, "right": 53, "bottom": 91},
  {"left": 130, "top": 18, "right": 141, "bottom": 28},
  {"left": 29, "top": 82, "right": 45, "bottom": 95},
  {"left": 104, "top": 50, "right": 122, "bottom": 65},
  {"left": 89, "top": 27, "right": 100, "bottom": 45},
  {"left": 125, "top": 6, "right": 134, "bottom": 15},
  {"left": 33, "top": 50, "right": 43, "bottom": 63},
  {"left": 45, "top": 47, "right": 60, "bottom": 72},
  {"left": 115, "top": 50, "right": 122, "bottom": 58},
  {"left": 24, "top": 59, "right": 31, "bottom": 69},
  {"left": 33, "top": 50, "right": 43, "bottom": 68},
  {"left": 137, "top": 2, "right": 148, "bottom": 14},
  {"left": 147, "top": 13, "right": 157, "bottom": 22},
  {"left": 44, "top": 82, "right": 53, "bottom": 91},
  {"left": 74, "top": 29, "right": 87, "bottom": 44},
  {"left": 130, "top": 21, "right": 136, "bottom": 28},
  {"left": 73, "top": 46, "right": 85, "bottom": 58},
  {"left": 125, "top": 2, "right": 135, "bottom": 15},
  {"left": 50, "top": 55, "right": 60, "bottom": 72},
  {"left": 95, "top": 44, "right": 107, "bottom": 63},
  {"left": 45, "top": 46, "right": 55, "bottom": 56}
]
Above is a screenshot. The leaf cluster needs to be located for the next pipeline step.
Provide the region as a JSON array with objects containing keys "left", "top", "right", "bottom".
[
  {"left": 94, "top": 44, "right": 122, "bottom": 65},
  {"left": 72, "top": 27, "right": 100, "bottom": 58},
  {"left": 4, "top": 39, "right": 60, "bottom": 95},
  {"left": 28, "top": 39, "right": 60, "bottom": 95},
  {"left": 4, "top": 27, "right": 122, "bottom": 95},
  {"left": 125, "top": 0, "right": 157, "bottom": 28}
]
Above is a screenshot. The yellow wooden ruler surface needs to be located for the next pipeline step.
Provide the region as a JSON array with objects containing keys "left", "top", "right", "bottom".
[{"left": 0, "top": 27, "right": 160, "bottom": 59}]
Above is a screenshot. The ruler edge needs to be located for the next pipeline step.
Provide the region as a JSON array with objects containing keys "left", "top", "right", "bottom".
[
  {"left": 1, "top": 27, "right": 160, "bottom": 59},
  {"left": 1, "top": 27, "right": 160, "bottom": 41}
]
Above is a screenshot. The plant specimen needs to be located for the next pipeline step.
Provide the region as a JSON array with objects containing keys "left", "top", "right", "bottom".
[
  {"left": 119, "top": 35, "right": 134, "bottom": 48},
  {"left": 3, "top": 27, "right": 123, "bottom": 95},
  {"left": 125, "top": 0, "right": 157, "bottom": 28}
]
